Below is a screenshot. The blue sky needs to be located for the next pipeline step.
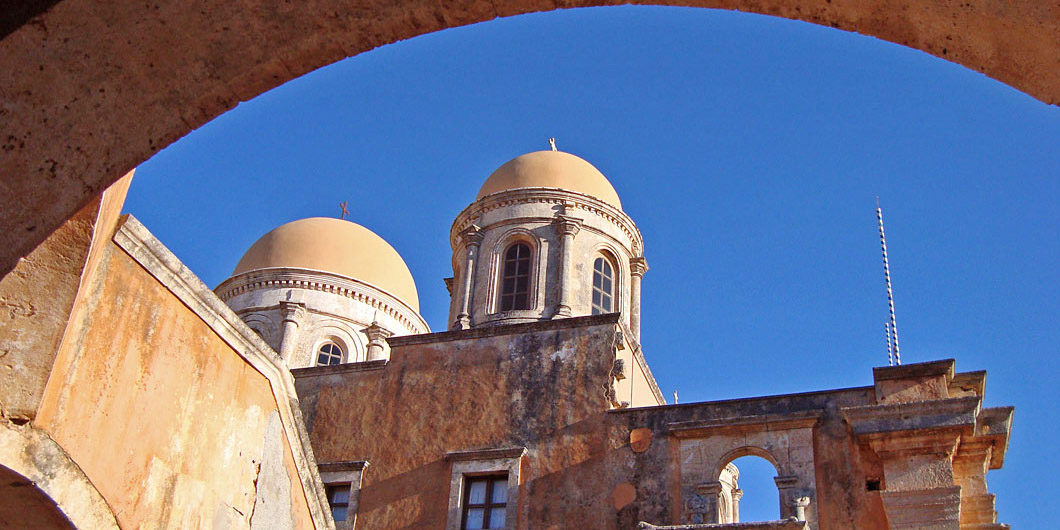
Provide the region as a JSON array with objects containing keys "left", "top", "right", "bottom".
[{"left": 126, "top": 6, "right": 1059, "bottom": 525}]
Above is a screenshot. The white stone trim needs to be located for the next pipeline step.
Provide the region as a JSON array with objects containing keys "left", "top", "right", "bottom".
[
  {"left": 444, "top": 447, "right": 526, "bottom": 530},
  {"left": 452, "top": 188, "right": 643, "bottom": 256},
  {"left": 112, "top": 215, "right": 335, "bottom": 530},
  {"left": 216, "top": 268, "right": 430, "bottom": 335}
]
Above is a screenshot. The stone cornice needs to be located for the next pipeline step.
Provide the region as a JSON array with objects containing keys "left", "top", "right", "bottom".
[
  {"left": 668, "top": 410, "right": 822, "bottom": 438},
  {"left": 872, "top": 359, "right": 955, "bottom": 382},
  {"left": 445, "top": 447, "right": 527, "bottom": 462},
  {"left": 215, "top": 268, "right": 429, "bottom": 335},
  {"left": 450, "top": 187, "right": 643, "bottom": 255},
  {"left": 292, "top": 359, "right": 389, "bottom": 378},
  {"left": 112, "top": 215, "right": 335, "bottom": 530},
  {"left": 318, "top": 460, "right": 369, "bottom": 472},
  {"left": 841, "top": 396, "right": 981, "bottom": 438},
  {"left": 388, "top": 312, "right": 621, "bottom": 347}
]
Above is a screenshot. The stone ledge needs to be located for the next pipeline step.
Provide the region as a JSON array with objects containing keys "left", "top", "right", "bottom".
[
  {"left": 318, "top": 460, "right": 369, "bottom": 472},
  {"left": 445, "top": 447, "right": 527, "bottom": 462},
  {"left": 388, "top": 313, "right": 620, "bottom": 346},
  {"left": 669, "top": 410, "right": 822, "bottom": 438},
  {"left": 842, "top": 396, "right": 980, "bottom": 436},
  {"left": 637, "top": 520, "right": 808, "bottom": 530},
  {"left": 976, "top": 406, "right": 1014, "bottom": 469},
  {"left": 872, "top": 359, "right": 955, "bottom": 382},
  {"left": 292, "top": 359, "right": 388, "bottom": 378}
]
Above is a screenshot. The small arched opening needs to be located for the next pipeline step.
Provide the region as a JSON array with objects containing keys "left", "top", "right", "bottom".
[{"left": 714, "top": 447, "right": 783, "bottom": 524}]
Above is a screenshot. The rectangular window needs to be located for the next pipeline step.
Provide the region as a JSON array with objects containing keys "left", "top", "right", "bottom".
[
  {"left": 326, "top": 484, "right": 351, "bottom": 522},
  {"left": 462, "top": 474, "right": 508, "bottom": 530}
]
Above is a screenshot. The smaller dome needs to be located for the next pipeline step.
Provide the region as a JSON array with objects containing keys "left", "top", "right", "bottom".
[
  {"left": 233, "top": 217, "right": 419, "bottom": 311},
  {"left": 477, "top": 150, "right": 622, "bottom": 209}
]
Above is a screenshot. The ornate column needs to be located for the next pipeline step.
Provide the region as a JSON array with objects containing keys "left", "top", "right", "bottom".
[
  {"left": 278, "top": 301, "right": 306, "bottom": 364},
  {"left": 452, "top": 225, "right": 482, "bottom": 330},
  {"left": 362, "top": 321, "right": 394, "bottom": 362},
  {"left": 629, "top": 256, "right": 648, "bottom": 341},
  {"left": 731, "top": 488, "right": 743, "bottom": 523},
  {"left": 553, "top": 214, "right": 582, "bottom": 318}
]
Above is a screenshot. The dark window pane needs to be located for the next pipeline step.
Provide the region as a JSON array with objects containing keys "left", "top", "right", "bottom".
[
  {"left": 514, "top": 294, "right": 528, "bottom": 309},
  {"left": 332, "top": 506, "right": 347, "bottom": 522},
  {"left": 517, "top": 258, "right": 530, "bottom": 275}
]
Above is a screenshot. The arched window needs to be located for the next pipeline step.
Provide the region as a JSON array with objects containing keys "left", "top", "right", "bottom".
[
  {"left": 500, "top": 243, "right": 531, "bottom": 311},
  {"left": 316, "top": 342, "right": 344, "bottom": 366},
  {"left": 592, "top": 256, "right": 615, "bottom": 315}
]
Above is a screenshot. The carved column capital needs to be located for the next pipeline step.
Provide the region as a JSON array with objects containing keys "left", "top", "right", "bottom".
[
  {"left": 630, "top": 256, "right": 649, "bottom": 277},
  {"left": 279, "top": 301, "right": 306, "bottom": 325},
  {"left": 362, "top": 321, "right": 394, "bottom": 362},
  {"left": 460, "top": 224, "right": 484, "bottom": 248},
  {"left": 553, "top": 214, "right": 583, "bottom": 237}
]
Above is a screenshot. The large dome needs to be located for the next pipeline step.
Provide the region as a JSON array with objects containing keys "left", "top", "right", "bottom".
[
  {"left": 476, "top": 150, "right": 622, "bottom": 209},
  {"left": 232, "top": 217, "right": 419, "bottom": 311}
]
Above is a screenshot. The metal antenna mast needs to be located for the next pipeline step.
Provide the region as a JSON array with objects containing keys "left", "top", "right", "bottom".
[{"left": 876, "top": 199, "right": 901, "bottom": 365}]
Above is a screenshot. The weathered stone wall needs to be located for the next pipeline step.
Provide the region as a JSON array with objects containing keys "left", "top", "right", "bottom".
[
  {"left": 295, "top": 314, "right": 628, "bottom": 529},
  {"left": 30, "top": 216, "right": 328, "bottom": 529},
  {"left": 0, "top": 172, "right": 131, "bottom": 420},
  {"left": 3, "top": 0, "right": 1058, "bottom": 279},
  {"left": 605, "top": 388, "right": 889, "bottom": 530}
]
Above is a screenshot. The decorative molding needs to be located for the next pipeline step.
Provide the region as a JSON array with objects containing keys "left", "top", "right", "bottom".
[
  {"left": 215, "top": 268, "right": 429, "bottom": 335},
  {"left": 445, "top": 447, "right": 527, "bottom": 462},
  {"left": 389, "top": 312, "right": 621, "bottom": 347},
  {"left": 451, "top": 187, "right": 643, "bottom": 256},
  {"left": 112, "top": 215, "right": 336, "bottom": 530},
  {"left": 841, "top": 396, "right": 981, "bottom": 437}
]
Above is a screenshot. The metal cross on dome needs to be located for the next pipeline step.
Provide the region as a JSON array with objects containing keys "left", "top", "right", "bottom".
[
  {"left": 339, "top": 201, "right": 350, "bottom": 220},
  {"left": 548, "top": 137, "right": 557, "bottom": 151}
]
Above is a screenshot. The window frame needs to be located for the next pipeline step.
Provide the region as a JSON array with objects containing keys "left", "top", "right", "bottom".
[
  {"left": 445, "top": 447, "right": 526, "bottom": 530},
  {"left": 499, "top": 242, "right": 533, "bottom": 311},
  {"left": 315, "top": 340, "right": 345, "bottom": 366},
  {"left": 319, "top": 460, "right": 368, "bottom": 530},
  {"left": 460, "top": 473, "right": 509, "bottom": 529},
  {"left": 486, "top": 231, "right": 543, "bottom": 316},
  {"left": 591, "top": 255, "right": 616, "bottom": 315}
]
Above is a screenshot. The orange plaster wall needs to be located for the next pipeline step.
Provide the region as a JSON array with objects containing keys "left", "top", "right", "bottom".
[{"left": 35, "top": 236, "right": 313, "bottom": 528}]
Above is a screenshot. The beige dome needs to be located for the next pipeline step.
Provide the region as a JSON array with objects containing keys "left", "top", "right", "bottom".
[
  {"left": 476, "top": 150, "right": 622, "bottom": 209},
  {"left": 233, "top": 217, "right": 419, "bottom": 311}
]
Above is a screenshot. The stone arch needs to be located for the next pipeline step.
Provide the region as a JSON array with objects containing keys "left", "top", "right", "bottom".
[
  {"left": 713, "top": 445, "right": 783, "bottom": 482},
  {"left": 306, "top": 320, "right": 365, "bottom": 365},
  {"left": 2, "top": 1, "right": 1058, "bottom": 275},
  {"left": 0, "top": 420, "right": 119, "bottom": 530},
  {"left": 590, "top": 244, "right": 624, "bottom": 313}
]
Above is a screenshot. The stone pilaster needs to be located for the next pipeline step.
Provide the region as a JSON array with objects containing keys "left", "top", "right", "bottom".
[
  {"left": 869, "top": 433, "right": 963, "bottom": 530},
  {"left": 553, "top": 214, "right": 582, "bottom": 318},
  {"left": 361, "top": 321, "right": 393, "bottom": 362},
  {"left": 629, "top": 256, "right": 648, "bottom": 341},
  {"left": 953, "top": 439, "right": 1004, "bottom": 529},
  {"left": 695, "top": 481, "right": 723, "bottom": 524},
  {"left": 278, "top": 301, "right": 306, "bottom": 364},
  {"left": 452, "top": 225, "right": 482, "bottom": 330}
]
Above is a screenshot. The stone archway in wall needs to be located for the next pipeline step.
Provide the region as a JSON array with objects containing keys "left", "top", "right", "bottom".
[{"left": 2, "top": 0, "right": 1058, "bottom": 274}]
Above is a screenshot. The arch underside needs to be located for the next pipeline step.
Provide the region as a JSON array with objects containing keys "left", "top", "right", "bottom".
[
  {"left": 2, "top": 0, "right": 1057, "bottom": 273},
  {"left": 0, "top": 464, "right": 77, "bottom": 530}
]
